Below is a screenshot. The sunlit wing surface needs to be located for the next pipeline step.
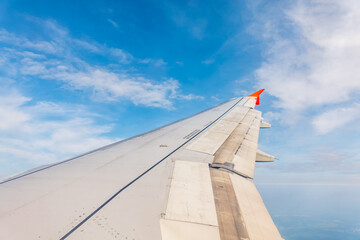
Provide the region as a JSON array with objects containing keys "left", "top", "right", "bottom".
[{"left": 0, "top": 90, "right": 283, "bottom": 240}]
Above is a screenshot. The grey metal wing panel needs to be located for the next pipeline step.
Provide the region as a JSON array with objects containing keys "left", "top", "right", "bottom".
[{"left": 0, "top": 98, "right": 241, "bottom": 239}]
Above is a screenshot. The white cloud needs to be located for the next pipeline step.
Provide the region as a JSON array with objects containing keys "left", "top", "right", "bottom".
[
  {"left": 175, "top": 93, "right": 204, "bottom": 101},
  {"left": 201, "top": 59, "right": 214, "bottom": 65},
  {"left": 138, "top": 58, "right": 167, "bottom": 66},
  {"left": 0, "top": 90, "right": 31, "bottom": 131},
  {"left": 154, "top": 59, "right": 167, "bottom": 67},
  {"left": 20, "top": 57, "right": 48, "bottom": 75},
  {"left": 0, "top": 88, "right": 116, "bottom": 175},
  {"left": 246, "top": 1, "right": 360, "bottom": 185},
  {"left": 109, "top": 48, "right": 133, "bottom": 63},
  {"left": 0, "top": 28, "right": 58, "bottom": 54},
  {"left": 138, "top": 58, "right": 151, "bottom": 64},
  {"left": 251, "top": 0, "right": 360, "bottom": 132},
  {"left": 107, "top": 19, "right": 119, "bottom": 28},
  {"left": 172, "top": 14, "right": 207, "bottom": 40},
  {"left": 54, "top": 69, "right": 179, "bottom": 108},
  {"left": 0, "top": 18, "right": 204, "bottom": 177},
  {"left": 15, "top": 57, "right": 179, "bottom": 108},
  {"left": 263, "top": 111, "right": 281, "bottom": 123},
  {"left": 312, "top": 103, "right": 360, "bottom": 134},
  {"left": 0, "top": 20, "right": 200, "bottom": 109}
]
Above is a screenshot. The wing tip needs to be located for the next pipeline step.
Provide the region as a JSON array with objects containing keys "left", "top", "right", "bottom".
[{"left": 248, "top": 89, "right": 265, "bottom": 105}]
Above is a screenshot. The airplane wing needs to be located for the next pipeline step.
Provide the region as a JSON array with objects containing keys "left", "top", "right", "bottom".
[{"left": 0, "top": 89, "right": 283, "bottom": 240}]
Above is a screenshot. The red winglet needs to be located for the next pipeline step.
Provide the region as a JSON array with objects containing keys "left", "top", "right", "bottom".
[{"left": 248, "top": 89, "right": 265, "bottom": 105}]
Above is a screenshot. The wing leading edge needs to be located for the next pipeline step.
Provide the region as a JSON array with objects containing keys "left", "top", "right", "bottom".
[{"left": 0, "top": 90, "right": 283, "bottom": 240}]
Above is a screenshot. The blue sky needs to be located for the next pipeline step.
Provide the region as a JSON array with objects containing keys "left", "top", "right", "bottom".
[{"left": 1, "top": 0, "right": 360, "bottom": 238}]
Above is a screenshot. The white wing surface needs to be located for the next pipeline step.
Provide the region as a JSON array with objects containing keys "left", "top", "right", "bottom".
[{"left": 0, "top": 90, "right": 283, "bottom": 240}]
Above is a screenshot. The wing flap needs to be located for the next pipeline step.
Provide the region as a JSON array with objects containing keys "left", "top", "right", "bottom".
[
  {"left": 232, "top": 110, "right": 261, "bottom": 178},
  {"left": 256, "top": 149, "right": 275, "bottom": 162},
  {"left": 230, "top": 174, "right": 283, "bottom": 240},
  {"left": 160, "top": 219, "right": 221, "bottom": 240},
  {"left": 209, "top": 107, "right": 261, "bottom": 179},
  {"left": 185, "top": 104, "right": 251, "bottom": 156},
  {"left": 165, "top": 161, "right": 218, "bottom": 226}
]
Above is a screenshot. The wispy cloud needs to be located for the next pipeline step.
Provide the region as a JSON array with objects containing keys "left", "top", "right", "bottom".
[
  {"left": 0, "top": 88, "right": 116, "bottom": 176},
  {"left": 165, "top": 1, "right": 208, "bottom": 40},
  {"left": 0, "top": 18, "right": 204, "bottom": 177},
  {"left": 138, "top": 58, "right": 167, "bottom": 66},
  {"left": 107, "top": 18, "right": 119, "bottom": 28},
  {"left": 312, "top": 103, "right": 360, "bottom": 134},
  {"left": 201, "top": 59, "right": 214, "bottom": 65},
  {"left": 172, "top": 14, "right": 207, "bottom": 40},
  {"left": 0, "top": 89, "right": 30, "bottom": 131},
  {"left": 51, "top": 70, "right": 180, "bottom": 108},
  {"left": 0, "top": 19, "right": 201, "bottom": 109},
  {"left": 8, "top": 55, "right": 179, "bottom": 108},
  {"left": 175, "top": 93, "right": 204, "bottom": 101},
  {"left": 262, "top": 111, "right": 281, "bottom": 123},
  {"left": 153, "top": 59, "right": 167, "bottom": 67},
  {"left": 0, "top": 28, "right": 58, "bottom": 53},
  {"left": 249, "top": 0, "right": 360, "bottom": 132}
]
